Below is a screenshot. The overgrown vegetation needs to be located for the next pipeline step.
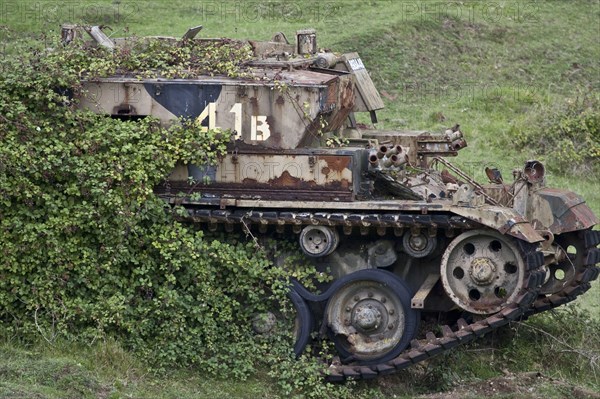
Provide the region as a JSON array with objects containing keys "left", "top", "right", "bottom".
[
  {"left": 1, "top": 0, "right": 599, "bottom": 398},
  {"left": 0, "top": 31, "right": 365, "bottom": 397},
  {"left": 0, "top": 32, "right": 257, "bottom": 373},
  {"left": 0, "top": 30, "right": 279, "bottom": 387},
  {"left": 509, "top": 91, "right": 600, "bottom": 176},
  {"left": 2, "top": 307, "right": 598, "bottom": 398},
  {"left": 44, "top": 29, "right": 253, "bottom": 79}
]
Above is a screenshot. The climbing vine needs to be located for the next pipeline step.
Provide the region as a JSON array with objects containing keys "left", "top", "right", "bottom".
[
  {"left": 0, "top": 30, "right": 344, "bottom": 396},
  {"left": 52, "top": 27, "right": 254, "bottom": 80},
  {"left": 0, "top": 29, "right": 270, "bottom": 374}
]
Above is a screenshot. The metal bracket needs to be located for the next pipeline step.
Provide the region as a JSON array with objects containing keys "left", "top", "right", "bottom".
[{"left": 411, "top": 273, "right": 440, "bottom": 309}]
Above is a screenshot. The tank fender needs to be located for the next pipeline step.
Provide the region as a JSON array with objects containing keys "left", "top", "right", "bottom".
[
  {"left": 529, "top": 188, "right": 599, "bottom": 234},
  {"left": 449, "top": 205, "right": 544, "bottom": 243},
  {"left": 291, "top": 268, "right": 413, "bottom": 303}
]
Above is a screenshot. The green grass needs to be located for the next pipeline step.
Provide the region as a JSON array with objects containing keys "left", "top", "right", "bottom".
[
  {"left": 0, "top": 339, "right": 281, "bottom": 399},
  {"left": 2, "top": 307, "right": 599, "bottom": 398},
  {"left": 1, "top": 0, "right": 599, "bottom": 398}
]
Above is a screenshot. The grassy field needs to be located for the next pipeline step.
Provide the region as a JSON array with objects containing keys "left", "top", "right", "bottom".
[{"left": 1, "top": 0, "right": 599, "bottom": 398}]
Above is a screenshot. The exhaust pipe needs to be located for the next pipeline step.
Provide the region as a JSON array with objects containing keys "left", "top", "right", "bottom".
[
  {"left": 377, "top": 145, "right": 388, "bottom": 159},
  {"left": 382, "top": 154, "right": 398, "bottom": 167},
  {"left": 387, "top": 145, "right": 403, "bottom": 156},
  {"left": 383, "top": 154, "right": 408, "bottom": 167},
  {"left": 369, "top": 152, "right": 380, "bottom": 167}
]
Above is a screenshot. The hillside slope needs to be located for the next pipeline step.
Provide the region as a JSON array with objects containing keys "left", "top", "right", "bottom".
[{"left": 0, "top": 1, "right": 598, "bottom": 398}]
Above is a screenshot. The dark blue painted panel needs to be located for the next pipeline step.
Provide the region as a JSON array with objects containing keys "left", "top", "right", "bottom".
[{"left": 144, "top": 83, "right": 222, "bottom": 122}]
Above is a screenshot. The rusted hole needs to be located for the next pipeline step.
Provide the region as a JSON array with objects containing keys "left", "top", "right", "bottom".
[
  {"left": 504, "top": 262, "right": 517, "bottom": 274},
  {"left": 463, "top": 243, "right": 475, "bottom": 255},
  {"left": 489, "top": 240, "right": 502, "bottom": 252},
  {"left": 554, "top": 268, "right": 566, "bottom": 281},
  {"left": 566, "top": 245, "right": 577, "bottom": 255},
  {"left": 453, "top": 267, "right": 464, "bottom": 279},
  {"left": 469, "top": 289, "right": 481, "bottom": 301}
]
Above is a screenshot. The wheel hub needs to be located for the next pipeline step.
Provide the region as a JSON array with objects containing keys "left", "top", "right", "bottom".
[
  {"left": 353, "top": 303, "right": 382, "bottom": 331},
  {"left": 402, "top": 230, "right": 437, "bottom": 258},
  {"left": 311, "top": 235, "right": 323, "bottom": 246},
  {"left": 469, "top": 257, "right": 496, "bottom": 285},
  {"left": 409, "top": 235, "right": 427, "bottom": 251},
  {"left": 299, "top": 226, "right": 339, "bottom": 257}
]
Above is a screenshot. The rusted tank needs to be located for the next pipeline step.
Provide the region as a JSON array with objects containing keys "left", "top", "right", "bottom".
[{"left": 66, "top": 25, "right": 600, "bottom": 381}]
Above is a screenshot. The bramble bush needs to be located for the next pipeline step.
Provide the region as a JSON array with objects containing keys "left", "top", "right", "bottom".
[{"left": 0, "top": 30, "right": 334, "bottom": 391}]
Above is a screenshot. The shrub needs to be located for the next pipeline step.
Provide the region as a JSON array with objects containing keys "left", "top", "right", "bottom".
[
  {"left": 0, "top": 31, "right": 293, "bottom": 380},
  {"left": 509, "top": 91, "right": 600, "bottom": 176}
]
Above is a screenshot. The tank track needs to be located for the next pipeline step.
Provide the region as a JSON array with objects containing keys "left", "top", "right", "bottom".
[
  {"left": 182, "top": 207, "right": 480, "bottom": 232},
  {"left": 528, "top": 230, "right": 600, "bottom": 316},
  {"left": 180, "top": 207, "right": 599, "bottom": 382}
]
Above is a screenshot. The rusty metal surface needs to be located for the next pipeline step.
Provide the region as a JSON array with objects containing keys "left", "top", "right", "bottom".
[
  {"left": 79, "top": 71, "right": 354, "bottom": 150},
  {"left": 530, "top": 188, "right": 599, "bottom": 234},
  {"left": 361, "top": 130, "right": 467, "bottom": 165},
  {"left": 165, "top": 197, "right": 444, "bottom": 211},
  {"left": 158, "top": 183, "right": 354, "bottom": 202},
  {"left": 335, "top": 52, "right": 385, "bottom": 112},
  {"left": 449, "top": 205, "right": 544, "bottom": 243},
  {"left": 440, "top": 230, "right": 526, "bottom": 314},
  {"left": 159, "top": 151, "right": 358, "bottom": 202},
  {"left": 325, "top": 277, "right": 407, "bottom": 362}
]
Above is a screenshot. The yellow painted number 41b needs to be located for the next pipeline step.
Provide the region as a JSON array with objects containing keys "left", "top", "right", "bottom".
[{"left": 196, "top": 102, "right": 271, "bottom": 141}]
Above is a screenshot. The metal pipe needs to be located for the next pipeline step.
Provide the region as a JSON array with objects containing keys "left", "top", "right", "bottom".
[
  {"left": 368, "top": 152, "right": 379, "bottom": 167},
  {"left": 314, "top": 52, "right": 338, "bottom": 68},
  {"left": 377, "top": 145, "right": 388, "bottom": 159},
  {"left": 387, "top": 145, "right": 403, "bottom": 156},
  {"left": 445, "top": 130, "right": 462, "bottom": 141},
  {"left": 392, "top": 153, "right": 408, "bottom": 167},
  {"left": 382, "top": 154, "right": 398, "bottom": 167},
  {"left": 452, "top": 138, "right": 467, "bottom": 150}
]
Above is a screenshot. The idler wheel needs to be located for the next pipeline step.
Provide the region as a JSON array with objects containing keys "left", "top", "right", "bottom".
[
  {"left": 440, "top": 230, "right": 526, "bottom": 315},
  {"left": 540, "top": 231, "right": 587, "bottom": 295}
]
